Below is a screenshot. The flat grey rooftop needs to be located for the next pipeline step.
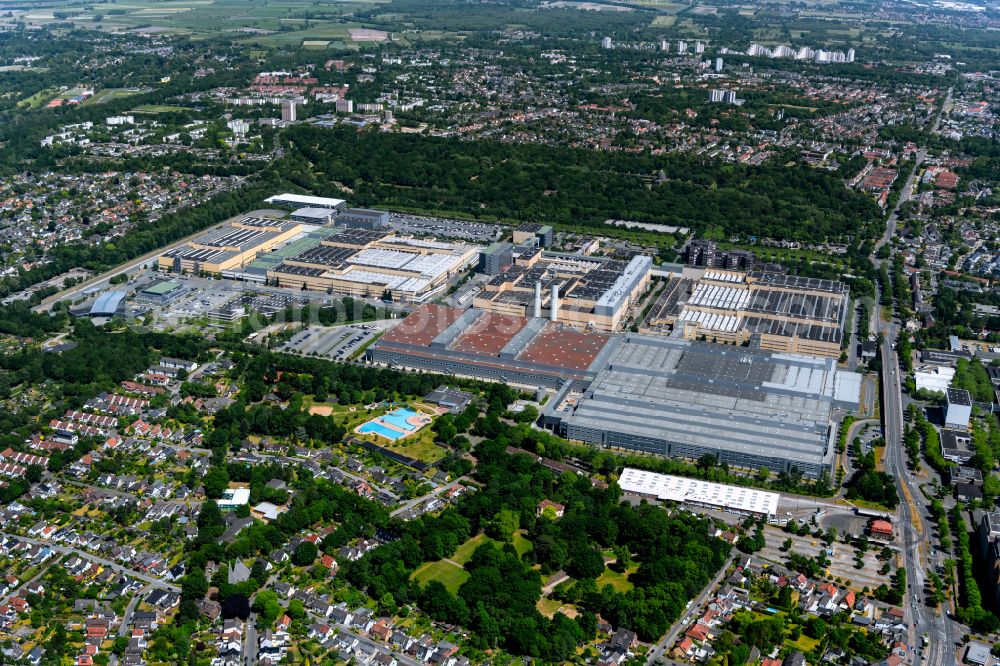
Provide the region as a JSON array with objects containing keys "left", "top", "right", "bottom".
[{"left": 560, "top": 335, "right": 857, "bottom": 467}]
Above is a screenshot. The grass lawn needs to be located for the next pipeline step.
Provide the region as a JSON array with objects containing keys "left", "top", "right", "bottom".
[
  {"left": 376, "top": 430, "right": 447, "bottom": 464},
  {"left": 536, "top": 597, "right": 564, "bottom": 618},
  {"left": 410, "top": 559, "right": 469, "bottom": 595},
  {"left": 512, "top": 530, "right": 533, "bottom": 557},
  {"left": 18, "top": 87, "right": 57, "bottom": 109},
  {"left": 133, "top": 104, "right": 192, "bottom": 114},
  {"left": 84, "top": 87, "right": 146, "bottom": 106},
  {"left": 413, "top": 531, "right": 534, "bottom": 594},
  {"left": 596, "top": 563, "right": 637, "bottom": 592},
  {"left": 848, "top": 498, "right": 894, "bottom": 513},
  {"left": 788, "top": 633, "right": 820, "bottom": 652},
  {"left": 452, "top": 531, "right": 533, "bottom": 565},
  {"left": 453, "top": 533, "right": 492, "bottom": 565}
]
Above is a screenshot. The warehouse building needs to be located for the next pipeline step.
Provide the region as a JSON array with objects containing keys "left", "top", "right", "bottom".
[
  {"left": 368, "top": 303, "right": 619, "bottom": 388},
  {"left": 159, "top": 217, "right": 303, "bottom": 275},
  {"left": 617, "top": 467, "right": 780, "bottom": 518},
  {"left": 136, "top": 279, "right": 186, "bottom": 304},
  {"left": 946, "top": 388, "right": 973, "bottom": 429},
  {"left": 545, "top": 335, "right": 859, "bottom": 478},
  {"left": 89, "top": 290, "right": 127, "bottom": 317},
  {"left": 264, "top": 193, "right": 346, "bottom": 211},
  {"left": 474, "top": 249, "right": 652, "bottom": 332},
  {"left": 336, "top": 208, "right": 390, "bottom": 229},
  {"left": 266, "top": 229, "right": 477, "bottom": 303},
  {"left": 512, "top": 223, "right": 553, "bottom": 248},
  {"left": 643, "top": 269, "right": 849, "bottom": 358}
]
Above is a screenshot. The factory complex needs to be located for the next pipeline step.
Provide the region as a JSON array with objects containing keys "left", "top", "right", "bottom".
[
  {"left": 545, "top": 336, "right": 859, "bottom": 478},
  {"left": 158, "top": 201, "right": 477, "bottom": 303},
  {"left": 159, "top": 216, "right": 304, "bottom": 275},
  {"left": 474, "top": 248, "right": 652, "bottom": 333},
  {"left": 143, "top": 193, "right": 863, "bottom": 479},
  {"left": 368, "top": 304, "right": 860, "bottom": 478},
  {"left": 643, "top": 268, "right": 849, "bottom": 359},
  {"left": 368, "top": 303, "right": 618, "bottom": 388}
]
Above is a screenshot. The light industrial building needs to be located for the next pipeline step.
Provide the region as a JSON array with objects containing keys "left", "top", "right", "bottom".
[
  {"left": 370, "top": 306, "right": 859, "bottom": 478},
  {"left": 368, "top": 303, "right": 620, "bottom": 388},
  {"left": 337, "top": 208, "right": 390, "bottom": 230},
  {"left": 643, "top": 269, "right": 849, "bottom": 358},
  {"left": 136, "top": 279, "right": 186, "bottom": 304},
  {"left": 89, "top": 290, "right": 127, "bottom": 317},
  {"left": 617, "top": 467, "right": 780, "bottom": 518},
  {"left": 512, "top": 223, "right": 553, "bottom": 248},
  {"left": 544, "top": 335, "right": 860, "bottom": 478},
  {"left": 266, "top": 229, "right": 477, "bottom": 303},
  {"left": 159, "top": 217, "right": 303, "bottom": 275},
  {"left": 474, "top": 249, "right": 652, "bottom": 332},
  {"left": 946, "top": 388, "right": 973, "bottom": 429},
  {"left": 264, "top": 193, "right": 346, "bottom": 211}
]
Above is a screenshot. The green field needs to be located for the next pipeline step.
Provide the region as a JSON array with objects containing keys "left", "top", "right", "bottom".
[
  {"left": 14, "top": 0, "right": 391, "bottom": 38},
  {"left": 453, "top": 531, "right": 533, "bottom": 565},
  {"left": 18, "top": 87, "right": 58, "bottom": 109},
  {"left": 84, "top": 87, "right": 147, "bottom": 106},
  {"left": 596, "top": 564, "right": 636, "bottom": 592},
  {"left": 412, "top": 531, "right": 534, "bottom": 593},
  {"left": 410, "top": 559, "right": 469, "bottom": 594},
  {"left": 133, "top": 104, "right": 193, "bottom": 114}
]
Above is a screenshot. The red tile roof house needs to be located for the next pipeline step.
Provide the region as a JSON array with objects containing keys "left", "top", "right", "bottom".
[
  {"left": 536, "top": 499, "right": 566, "bottom": 518},
  {"left": 685, "top": 623, "right": 710, "bottom": 642},
  {"left": 870, "top": 519, "right": 894, "bottom": 540},
  {"left": 673, "top": 637, "right": 695, "bottom": 658}
]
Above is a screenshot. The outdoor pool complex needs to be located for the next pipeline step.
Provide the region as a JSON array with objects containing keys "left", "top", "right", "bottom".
[{"left": 356, "top": 408, "right": 430, "bottom": 441}]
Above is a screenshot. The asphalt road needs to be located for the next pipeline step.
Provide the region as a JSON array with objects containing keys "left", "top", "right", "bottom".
[
  {"left": 390, "top": 478, "right": 465, "bottom": 518},
  {"left": 645, "top": 554, "right": 734, "bottom": 664},
  {"left": 0, "top": 532, "right": 179, "bottom": 592}
]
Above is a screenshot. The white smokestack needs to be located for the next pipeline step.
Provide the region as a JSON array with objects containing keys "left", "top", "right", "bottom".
[
  {"left": 550, "top": 283, "right": 559, "bottom": 322},
  {"left": 534, "top": 282, "right": 542, "bottom": 318}
]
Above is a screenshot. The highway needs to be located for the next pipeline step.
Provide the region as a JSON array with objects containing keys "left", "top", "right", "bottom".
[
  {"left": 880, "top": 325, "right": 959, "bottom": 665},
  {"left": 872, "top": 85, "right": 960, "bottom": 665}
]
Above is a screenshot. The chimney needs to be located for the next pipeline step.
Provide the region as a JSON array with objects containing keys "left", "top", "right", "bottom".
[
  {"left": 550, "top": 283, "right": 560, "bottom": 322},
  {"left": 534, "top": 282, "right": 542, "bottom": 318}
]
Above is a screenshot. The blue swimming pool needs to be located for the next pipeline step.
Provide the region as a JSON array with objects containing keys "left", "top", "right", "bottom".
[
  {"left": 358, "top": 421, "right": 405, "bottom": 440},
  {"left": 381, "top": 408, "right": 422, "bottom": 431}
]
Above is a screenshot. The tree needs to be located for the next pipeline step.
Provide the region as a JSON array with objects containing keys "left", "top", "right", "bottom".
[
  {"left": 566, "top": 544, "right": 605, "bottom": 579},
  {"left": 487, "top": 509, "right": 519, "bottom": 542},
  {"left": 221, "top": 593, "right": 251, "bottom": 620},
  {"left": 293, "top": 540, "right": 318, "bottom": 566},
  {"left": 252, "top": 590, "right": 282, "bottom": 627},
  {"left": 202, "top": 467, "right": 230, "bottom": 498},
  {"left": 696, "top": 454, "right": 717, "bottom": 477}
]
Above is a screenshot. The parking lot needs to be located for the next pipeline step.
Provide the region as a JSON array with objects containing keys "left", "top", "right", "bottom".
[
  {"left": 390, "top": 213, "right": 502, "bottom": 242},
  {"left": 278, "top": 322, "right": 391, "bottom": 361},
  {"left": 757, "top": 525, "right": 895, "bottom": 591}
]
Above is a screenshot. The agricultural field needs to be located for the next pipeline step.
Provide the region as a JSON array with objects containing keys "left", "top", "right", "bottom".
[{"left": 6, "top": 0, "right": 391, "bottom": 38}]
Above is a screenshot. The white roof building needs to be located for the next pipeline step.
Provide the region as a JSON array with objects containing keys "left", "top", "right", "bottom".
[
  {"left": 265, "top": 193, "right": 346, "bottom": 210},
  {"left": 617, "top": 467, "right": 780, "bottom": 518},
  {"left": 218, "top": 487, "right": 251, "bottom": 508},
  {"left": 915, "top": 365, "right": 955, "bottom": 393}
]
